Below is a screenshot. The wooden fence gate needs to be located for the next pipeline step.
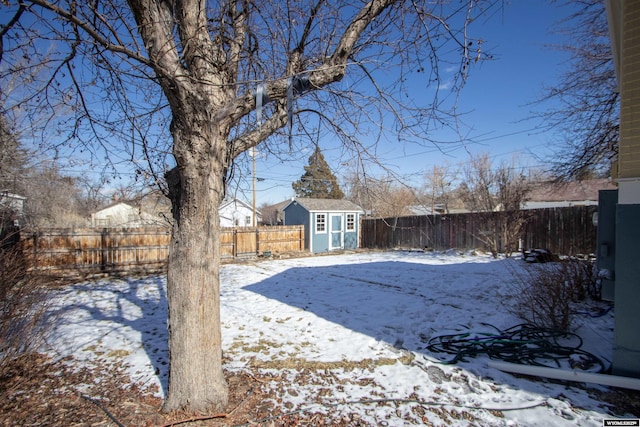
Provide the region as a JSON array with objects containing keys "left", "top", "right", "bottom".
[{"left": 220, "top": 226, "right": 305, "bottom": 259}]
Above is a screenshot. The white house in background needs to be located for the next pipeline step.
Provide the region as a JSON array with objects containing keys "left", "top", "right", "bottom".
[
  {"left": 0, "top": 191, "right": 26, "bottom": 214},
  {"left": 91, "top": 202, "right": 164, "bottom": 228},
  {"left": 522, "top": 179, "right": 617, "bottom": 210},
  {"left": 407, "top": 204, "right": 446, "bottom": 216},
  {"left": 219, "top": 198, "right": 261, "bottom": 227},
  {"left": 0, "top": 191, "right": 26, "bottom": 227}
]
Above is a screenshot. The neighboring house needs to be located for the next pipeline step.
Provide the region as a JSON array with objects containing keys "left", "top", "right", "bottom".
[
  {"left": 283, "top": 197, "right": 364, "bottom": 253},
  {"left": 407, "top": 204, "right": 445, "bottom": 216},
  {"left": 522, "top": 179, "right": 617, "bottom": 209},
  {"left": 260, "top": 199, "right": 290, "bottom": 225},
  {"left": 0, "top": 191, "right": 26, "bottom": 222},
  {"left": 219, "top": 198, "right": 261, "bottom": 227},
  {"left": 91, "top": 202, "right": 164, "bottom": 228},
  {"left": 137, "top": 190, "right": 172, "bottom": 225}
]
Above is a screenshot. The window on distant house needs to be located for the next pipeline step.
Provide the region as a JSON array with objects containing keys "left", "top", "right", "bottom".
[
  {"left": 316, "top": 213, "right": 326, "bottom": 233},
  {"left": 97, "top": 217, "right": 110, "bottom": 227},
  {"left": 245, "top": 216, "right": 251, "bottom": 226},
  {"left": 346, "top": 213, "right": 355, "bottom": 231}
]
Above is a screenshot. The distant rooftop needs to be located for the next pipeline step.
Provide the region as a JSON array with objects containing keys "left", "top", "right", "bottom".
[{"left": 527, "top": 179, "right": 616, "bottom": 203}]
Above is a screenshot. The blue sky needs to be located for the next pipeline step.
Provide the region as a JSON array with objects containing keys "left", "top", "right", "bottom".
[
  {"left": 248, "top": 1, "right": 581, "bottom": 206},
  {"left": 12, "top": 1, "right": 582, "bottom": 206}
]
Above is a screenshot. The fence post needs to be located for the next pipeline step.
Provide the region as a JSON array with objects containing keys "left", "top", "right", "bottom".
[
  {"left": 233, "top": 229, "right": 238, "bottom": 259},
  {"left": 101, "top": 228, "right": 108, "bottom": 271},
  {"left": 299, "top": 226, "right": 303, "bottom": 251},
  {"left": 256, "top": 227, "right": 260, "bottom": 255}
]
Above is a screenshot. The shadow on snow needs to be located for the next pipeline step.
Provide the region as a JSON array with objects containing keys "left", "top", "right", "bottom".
[
  {"left": 47, "top": 275, "right": 170, "bottom": 395},
  {"left": 242, "top": 259, "right": 513, "bottom": 356}
]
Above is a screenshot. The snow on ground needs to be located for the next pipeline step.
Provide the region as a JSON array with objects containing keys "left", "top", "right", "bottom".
[{"left": 44, "top": 250, "right": 633, "bottom": 426}]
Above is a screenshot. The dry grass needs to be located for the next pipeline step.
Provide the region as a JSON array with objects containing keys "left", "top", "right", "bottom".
[
  {"left": 249, "top": 353, "right": 415, "bottom": 371},
  {"left": 2, "top": 349, "right": 639, "bottom": 426}
]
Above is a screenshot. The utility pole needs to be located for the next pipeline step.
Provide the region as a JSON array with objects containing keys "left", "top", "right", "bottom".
[
  {"left": 252, "top": 147, "right": 257, "bottom": 227},
  {"left": 252, "top": 83, "right": 264, "bottom": 228}
]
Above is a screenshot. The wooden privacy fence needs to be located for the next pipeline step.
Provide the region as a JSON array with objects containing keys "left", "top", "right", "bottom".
[
  {"left": 21, "top": 225, "right": 304, "bottom": 277},
  {"left": 219, "top": 225, "right": 304, "bottom": 259},
  {"left": 22, "top": 227, "right": 171, "bottom": 277},
  {"left": 520, "top": 206, "right": 597, "bottom": 255},
  {"left": 360, "top": 206, "right": 598, "bottom": 256}
]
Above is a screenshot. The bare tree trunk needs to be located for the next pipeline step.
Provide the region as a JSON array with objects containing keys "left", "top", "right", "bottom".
[{"left": 162, "top": 122, "right": 229, "bottom": 413}]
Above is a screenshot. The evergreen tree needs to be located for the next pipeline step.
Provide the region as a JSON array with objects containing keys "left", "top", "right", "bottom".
[
  {"left": 292, "top": 146, "right": 344, "bottom": 199},
  {"left": 0, "top": 116, "right": 28, "bottom": 193}
]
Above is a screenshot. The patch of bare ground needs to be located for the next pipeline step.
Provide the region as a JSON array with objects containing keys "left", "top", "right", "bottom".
[
  {"left": 0, "top": 353, "right": 367, "bottom": 426},
  {"left": 2, "top": 353, "right": 639, "bottom": 426}
]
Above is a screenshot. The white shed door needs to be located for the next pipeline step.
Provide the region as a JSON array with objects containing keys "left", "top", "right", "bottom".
[{"left": 329, "top": 214, "right": 343, "bottom": 250}]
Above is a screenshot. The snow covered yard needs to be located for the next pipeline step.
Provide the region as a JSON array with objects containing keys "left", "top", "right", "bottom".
[{"left": 44, "top": 250, "right": 637, "bottom": 426}]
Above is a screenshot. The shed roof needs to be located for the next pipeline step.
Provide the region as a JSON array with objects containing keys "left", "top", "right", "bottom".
[{"left": 284, "top": 197, "right": 363, "bottom": 212}]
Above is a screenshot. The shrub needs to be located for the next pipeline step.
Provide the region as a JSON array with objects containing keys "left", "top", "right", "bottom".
[
  {"left": 0, "top": 235, "right": 51, "bottom": 377},
  {"left": 506, "top": 258, "right": 598, "bottom": 332}
]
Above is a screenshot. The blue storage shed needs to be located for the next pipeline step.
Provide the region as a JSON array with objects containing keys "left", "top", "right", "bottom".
[{"left": 283, "top": 198, "right": 364, "bottom": 253}]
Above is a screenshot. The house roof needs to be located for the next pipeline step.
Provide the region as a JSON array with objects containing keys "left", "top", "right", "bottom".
[
  {"left": 265, "top": 199, "right": 293, "bottom": 213},
  {"left": 284, "top": 197, "right": 363, "bottom": 212},
  {"left": 220, "top": 197, "right": 262, "bottom": 217},
  {"left": 407, "top": 205, "right": 439, "bottom": 216},
  {"left": 221, "top": 197, "right": 249, "bottom": 210},
  {"left": 0, "top": 191, "right": 26, "bottom": 200},
  {"left": 527, "top": 179, "right": 616, "bottom": 203},
  {"left": 94, "top": 201, "right": 135, "bottom": 214}
]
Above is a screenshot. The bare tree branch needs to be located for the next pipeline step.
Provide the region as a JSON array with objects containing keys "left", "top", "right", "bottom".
[
  {"left": 534, "top": 0, "right": 618, "bottom": 181},
  {"left": 29, "top": 0, "right": 153, "bottom": 67}
]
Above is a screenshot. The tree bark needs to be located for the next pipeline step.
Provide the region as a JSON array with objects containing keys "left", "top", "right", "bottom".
[{"left": 162, "top": 116, "right": 229, "bottom": 413}]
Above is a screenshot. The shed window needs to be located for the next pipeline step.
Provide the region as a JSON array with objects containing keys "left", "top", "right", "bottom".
[
  {"left": 346, "top": 213, "right": 355, "bottom": 231},
  {"left": 316, "top": 213, "right": 326, "bottom": 233}
]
